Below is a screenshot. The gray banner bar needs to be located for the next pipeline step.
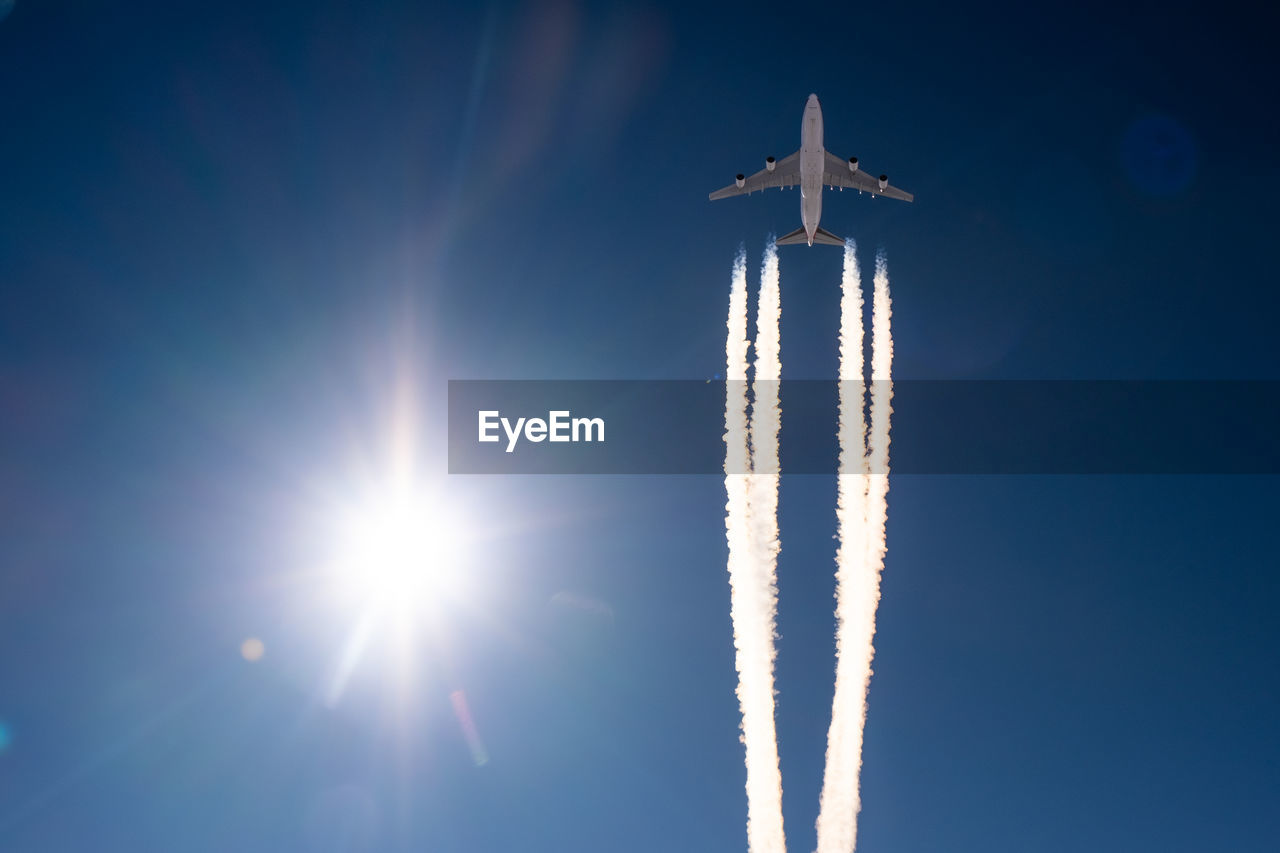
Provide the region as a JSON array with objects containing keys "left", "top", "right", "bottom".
[{"left": 447, "top": 380, "right": 1280, "bottom": 474}]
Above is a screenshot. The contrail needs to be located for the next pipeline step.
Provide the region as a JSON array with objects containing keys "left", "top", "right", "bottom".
[
  {"left": 815, "top": 243, "right": 893, "bottom": 853},
  {"left": 746, "top": 239, "right": 786, "bottom": 852},
  {"left": 867, "top": 250, "right": 894, "bottom": 489},
  {"left": 723, "top": 241, "right": 788, "bottom": 853},
  {"left": 814, "top": 240, "right": 870, "bottom": 853}
]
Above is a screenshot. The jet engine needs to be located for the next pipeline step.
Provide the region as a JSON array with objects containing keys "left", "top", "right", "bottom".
[
  {"left": 735, "top": 174, "right": 745, "bottom": 188},
  {"left": 766, "top": 156, "right": 776, "bottom": 172},
  {"left": 848, "top": 156, "right": 859, "bottom": 173},
  {"left": 878, "top": 174, "right": 889, "bottom": 190}
]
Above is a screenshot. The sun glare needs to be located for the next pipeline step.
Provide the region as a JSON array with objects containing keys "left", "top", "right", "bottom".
[
  {"left": 331, "top": 489, "right": 463, "bottom": 608},
  {"left": 319, "top": 482, "right": 469, "bottom": 707}
]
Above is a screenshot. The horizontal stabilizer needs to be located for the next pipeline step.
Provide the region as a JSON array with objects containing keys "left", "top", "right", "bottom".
[
  {"left": 775, "top": 227, "right": 809, "bottom": 245},
  {"left": 776, "top": 226, "right": 845, "bottom": 247}
]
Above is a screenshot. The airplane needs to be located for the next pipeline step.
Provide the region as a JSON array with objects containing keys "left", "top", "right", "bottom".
[{"left": 709, "top": 93, "right": 913, "bottom": 246}]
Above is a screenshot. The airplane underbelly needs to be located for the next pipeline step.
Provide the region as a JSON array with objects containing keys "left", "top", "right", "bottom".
[
  {"left": 799, "top": 97, "right": 824, "bottom": 235},
  {"left": 803, "top": 183, "right": 821, "bottom": 230},
  {"left": 800, "top": 150, "right": 821, "bottom": 229}
]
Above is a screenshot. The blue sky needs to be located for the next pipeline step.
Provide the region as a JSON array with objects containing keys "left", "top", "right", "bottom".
[{"left": 1, "top": 1, "right": 1278, "bottom": 851}]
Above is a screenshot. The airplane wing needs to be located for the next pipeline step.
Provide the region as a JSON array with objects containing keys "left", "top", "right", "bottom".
[
  {"left": 823, "top": 151, "right": 914, "bottom": 202},
  {"left": 709, "top": 151, "right": 801, "bottom": 200}
]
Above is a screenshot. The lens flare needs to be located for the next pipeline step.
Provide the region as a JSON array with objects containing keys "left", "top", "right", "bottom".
[
  {"left": 240, "top": 637, "right": 265, "bottom": 662},
  {"left": 450, "top": 690, "right": 489, "bottom": 767}
]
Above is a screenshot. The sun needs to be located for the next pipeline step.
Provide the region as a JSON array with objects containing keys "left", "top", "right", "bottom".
[
  {"left": 330, "top": 486, "right": 464, "bottom": 609},
  {"left": 316, "top": 481, "right": 470, "bottom": 708}
]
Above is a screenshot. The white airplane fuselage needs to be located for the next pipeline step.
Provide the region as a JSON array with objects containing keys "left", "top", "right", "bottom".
[{"left": 799, "top": 93, "right": 825, "bottom": 245}]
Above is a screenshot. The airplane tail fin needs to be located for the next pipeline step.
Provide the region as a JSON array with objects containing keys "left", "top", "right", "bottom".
[{"left": 776, "top": 226, "right": 845, "bottom": 247}]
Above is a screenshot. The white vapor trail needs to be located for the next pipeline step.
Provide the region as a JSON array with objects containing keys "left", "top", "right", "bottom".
[
  {"left": 815, "top": 244, "right": 893, "bottom": 853},
  {"left": 724, "top": 241, "right": 788, "bottom": 853},
  {"left": 814, "top": 240, "right": 869, "bottom": 852},
  {"left": 746, "top": 240, "right": 786, "bottom": 852}
]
